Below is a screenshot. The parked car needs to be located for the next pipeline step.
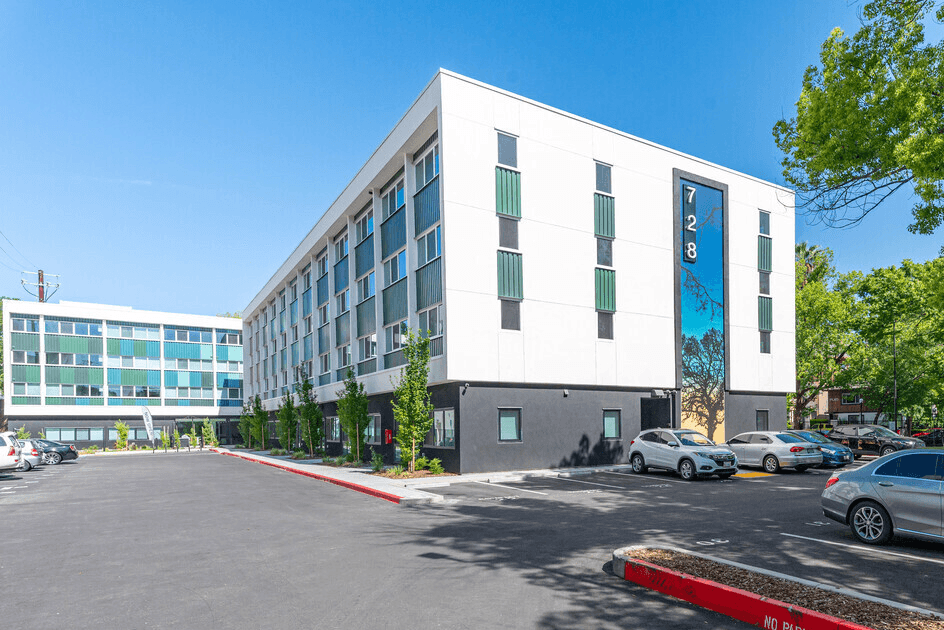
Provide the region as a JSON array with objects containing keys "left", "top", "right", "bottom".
[
  {"left": 16, "top": 439, "right": 44, "bottom": 471},
  {"left": 785, "top": 430, "right": 854, "bottom": 468},
  {"left": 629, "top": 428, "right": 738, "bottom": 480},
  {"left": 726, "top": 431, "right": 823, "bottom": 473},
  {"left": 911, "top": 429, "right": 944, "bottom": 446},
  {"left": 826, "top": 424, "right": 925, "bottom": 458},
  {"left": 822, "top": 449, "right": 943, "bottom": 545},
  {"left": 0, "top": 433, "right": 21, "bottom": 474},
  {"left": 34, "top": 439, "right": 78, "bottom": 465}
]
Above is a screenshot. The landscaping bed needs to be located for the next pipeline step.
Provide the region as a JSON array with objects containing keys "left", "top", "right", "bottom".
[{"left": 627, "top": 548, "right": 943, "bottom": 630}]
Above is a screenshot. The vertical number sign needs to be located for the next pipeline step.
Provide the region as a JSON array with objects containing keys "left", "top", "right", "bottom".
[{"left": 682, "top": 185, "right": 697, "bottom": 263}]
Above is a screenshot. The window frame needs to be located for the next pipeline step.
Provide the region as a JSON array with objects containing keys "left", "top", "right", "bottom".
[
  {"left": 498, "top": 408, "right": 522, "bottom": 443},
  {"left": 603, "top": 409, "right": 621, "bottom": 440}
]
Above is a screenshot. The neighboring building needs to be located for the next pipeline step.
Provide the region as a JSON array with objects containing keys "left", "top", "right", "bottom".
[
  {"left": 242, "top": 69, "right": 795, "bottom": 473},
  {"left": 1, "top": 300, "right": 243, "bottom": 446},
  {"left": 826, "top": 388, "right": 891, "bottom": 427}
]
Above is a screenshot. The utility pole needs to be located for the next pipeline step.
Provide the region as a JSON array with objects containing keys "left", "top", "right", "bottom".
[{"left": 22, "top": 269, "right": 60, "bottom": 302}]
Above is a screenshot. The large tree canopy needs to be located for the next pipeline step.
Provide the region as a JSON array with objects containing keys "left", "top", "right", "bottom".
[{"left": 774, "top": 0, "right": 944, "bottom": 243}]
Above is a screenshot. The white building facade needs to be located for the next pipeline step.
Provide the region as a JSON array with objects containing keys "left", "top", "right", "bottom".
[
  {"left": 2, "top": 300, "right": 243, "bottom": 445},
  {"left": 243, "top": 70, "right": 795, "bottom": 473}
]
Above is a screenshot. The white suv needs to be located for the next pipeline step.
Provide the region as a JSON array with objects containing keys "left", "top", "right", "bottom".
[
  {"left": 629, "top": 428, "right": 738, "bottom": 480},
  {"left": 0, "top": 433, "right": 21, "bottom": 474}
]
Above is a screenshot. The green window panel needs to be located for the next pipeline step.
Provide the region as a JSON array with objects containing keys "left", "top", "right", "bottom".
[
  {"left": 133, "top": 340, "right": 148, "bottom": 357},
  {"left": 49, "top": 335, "right": 97, "bottom": 354},
  {"left": 356, "top": 296, "right": 376, "bottom": 336},
  {"left": 355, "top": 234, "right": 375, "bottom": 278},
  {"left": 107, "top": 338, "right": 120, "bottom": 355},
  {"left": 12, "top": 396, "right": 40, "bottom": 405},
  {"left": 758, "top": 296, "right": 773, "bottom": 331},
  {"left": 758, "top": 236, "right": 772, "bottom": 272},
  {"left": 11, "top": 332, "right": 39, "bottom": 351},
  {"left": 381, "top": 207, "right": 406, "bottom": 260},
  {"left": 496, "top": 167, "right": 521, "bottom": 218},
  {"left": 201, "top": 372, "right": 213, "bottom": 388},
  {"left": 382, "top": 278, "right": 408, "bottom": 326},
  {"left": 595, "top": 268, "right": 616, "bottom": 312},
  {"left": 113, "top": 369, "right": 148, "bottom": 386},
  {"left": 12, "top": 365, "right": 41, "bottom": 383},
  {"left": 46, "top": 367, "right": 104, "bottom": 386},
  {"left": 594, "top": 194, "right": 615, "bottom": 238},
  {"left": 414, "top": 177, "right": 440, "bottom": 235},
  {"left": 416, "top": 258, "right": 442, "bottom": 311},
  {"left": 497, "top": 251, "right": 523, "bottom": 299},
  {"left": 45, "top": 397, "right": 65, "bottom": 406}
]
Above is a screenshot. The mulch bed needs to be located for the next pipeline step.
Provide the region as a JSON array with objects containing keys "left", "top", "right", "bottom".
[
  {"left": 371, "top": 469, "right": 457, "bottom": 479},
  {"left": 628, "top": 549, "right": 944, "bottom": 630}
]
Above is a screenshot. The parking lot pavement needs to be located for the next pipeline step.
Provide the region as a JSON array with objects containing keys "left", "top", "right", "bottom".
[
  {"left": 0, "top": 461, "right": 73, "bottom": 497},
  {"left": 427, "top": 463, "right": 944, "bottom": 614}
]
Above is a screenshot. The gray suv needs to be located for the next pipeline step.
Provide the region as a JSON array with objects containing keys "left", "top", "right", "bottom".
[{"left": 629, "top": 428, "right": 738, "bottom": 480}]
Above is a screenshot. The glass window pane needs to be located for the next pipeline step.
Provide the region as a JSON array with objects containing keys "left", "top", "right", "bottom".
[
  {"left": 60, "top": 428, "right": 76, "bottom": 442},
  {"left": 596, "top": 163, "right": 612, "bottom": 194},
  {"left": 47, "top": 428, "right": 61, "bottom": 441},
  {"left": 759, "top": 211, "right": 770, "bottom": 235},
  {"left": 603, "top": 410, "right": 620, "bottom": 438},
  {"left": 90, "top": 428, "right": 104, "bottom": 441},
  {"left": 497, "top": 133, "right": 517, "bottom": 168},
  {"left": 499, "top": 410, "right": 520, "bottom": 441},
  {"left": 597, "top": 238, "right": 612, "bottom": 267}
]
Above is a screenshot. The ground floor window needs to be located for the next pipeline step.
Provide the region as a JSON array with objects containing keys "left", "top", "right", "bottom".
[
  {"left": 498, "top": 408, "right": 521, "bottom": 442},
  {"left": 755, "top": 410, "right": 769, "bottom": 431},
  {"left": 365, "top": 415, "right": 381, "bottom": 444},
  {"left": 426, "top": 408, "right": 455, "bottom": 448},
  {"left": 603, "top": 409, "right": 621, "bottom": 439},
  {"left": 327, "top": 417, "right": 341, "bottom": 441}
]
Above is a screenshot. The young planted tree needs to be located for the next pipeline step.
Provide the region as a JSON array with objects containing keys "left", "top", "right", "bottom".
[
  {"left": 188, "top": 424, "right": 199, "bottom": 449},
  {"left": 237, "top": 401, "right": 253, "bottom": 448},
  {"left": 114, "top": 420, "right": 130, "bottom": 450},
  {"left": 15, "top": 425, "right": 30, "bottom": 440},
  {"left": 391, "top": 330, "right": 433, "bottom": 473},
  {"left": 251, "top": 394, "right": 268, "bottom": 450},
  {"left": 201, "top": 418, "right": 218, "bottom": 447},
  {"left": 337, "top": 368, "right": 369, "bottom": 461},
  {"left": 297, "top": 378, "right": 324, "bottom": 457},
  {"left": 276, "top": 390, "right": 298, "bottom": 451},
  {"left": 173, "top": 428, "right": 181, "bottom": 450}
]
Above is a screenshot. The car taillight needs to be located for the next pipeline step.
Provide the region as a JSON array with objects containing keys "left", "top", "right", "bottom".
[
  {"left": 825, "top": 477, "right": 839, "bottom": 489},
  {"left": 30, "top": 449, "right": 38, "bottom": 456},
  {"left": 6, "top": 447, "right": 14, "bottom": 457},
  {"left": 629, "top": 440, "right": 635, "bottom": 447},
  {"left": 70, "top": 445, "right": 76, "bottom": 451},
  {"left": 790, "top": 446, "right": 805, "bottom": 452}
]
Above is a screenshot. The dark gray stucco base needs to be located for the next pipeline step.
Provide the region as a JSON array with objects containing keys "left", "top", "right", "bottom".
[{"left": 724, "top": 392, "right": 789, "bottom": 439}]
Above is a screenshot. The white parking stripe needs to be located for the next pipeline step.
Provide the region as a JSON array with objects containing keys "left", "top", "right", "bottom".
[
  {"left": 473, "top": 480, "right": 547, "bottom": 496},
  {"left": 781, "top": 533, "right": 944, "bottom": 566},
  {"left": 601, "top": 471, "right": 688, "bottom": 485},
  {"left": 554, "top": 476, "right": 624, "bottom": 489}
]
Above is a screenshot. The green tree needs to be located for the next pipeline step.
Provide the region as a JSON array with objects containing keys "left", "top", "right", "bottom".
[
  {"left": 114, "top": 420, "right": 130, "bottom": 450},
  {"left": 237, "top": 400, "right": 254, "bottom": 448},
  {"left": 251, "top": 394, "right": 268, "bottom": 450},
  {"left": 201, "top": 418, "right": 218, "bottom": 447},
  {"left": 392, "top": 330, "right": 433, "bottom": 473},
  {"left": 15, "top": 425, "right": 30, "bottom": 440},
  {"left": 337, "top": 368, "right": 369, "bottom": 461},
  {"left": 774, "top": 0, "right": 944, "bottom": 247},
  {"left": 276, "top": 390, "right": 298, "bottom": 451},
  {"left": 188, "top": 423, "right": 199, "bottom": 449},
  {"left": 0, "top": 297, "right": 18, "bottom": 394},
  {"left": 297, "top": 378, "right": 324, "bottom": 457},
  {"left": 173, "top": 427, "right": 181, "bottom": 450}
]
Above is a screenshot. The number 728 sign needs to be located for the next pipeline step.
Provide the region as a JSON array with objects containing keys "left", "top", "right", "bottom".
[{"left": 682, "top": 185, "right": 697, "bottom": 263}]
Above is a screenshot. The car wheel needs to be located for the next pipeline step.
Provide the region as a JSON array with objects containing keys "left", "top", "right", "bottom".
[
  {"left": 48, "top": 452, "right": 62, "bottom": 465},
  {"left": 880, "top": 446, "right": 896, "bottom": 457},
  {"left": 678, "top": 459, "right": 696, "bottom": 481},
  {"left": 763, "top": 455, "right": 780, "bottom": 473},
  {"left": 795, "top": 465, "right": 810, "bottom": 473},
  {"left": 850, "top": 500, "right": 893, "bottom": 544},
  {"left": 631, "top": 453, "right": 648, "bottom": 474}
]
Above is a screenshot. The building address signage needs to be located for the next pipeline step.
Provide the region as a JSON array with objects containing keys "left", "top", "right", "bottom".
[{"left": 682, "top": 185, "right": 697, "bottom": 263}]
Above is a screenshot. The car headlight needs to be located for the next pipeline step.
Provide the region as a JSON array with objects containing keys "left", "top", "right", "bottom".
[
  {"left": 693, "top": 451, "right": 711, "bottom": 459},
  {"left": 893, "top": 439, "right": 909, "bottom": 446}
]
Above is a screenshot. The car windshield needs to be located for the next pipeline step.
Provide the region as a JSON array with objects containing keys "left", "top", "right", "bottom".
[
  {"left": 775, "top": 433, "right": 805, "bottom": 443},
  {"left": 871, "top": 426, "right": 900, "bottom": 438},
  {"left": 674, "top": 431, "right": 714, "bottom": 446},
  {"left": 792, "top": 431, "right": 829, "bottom": 444}
]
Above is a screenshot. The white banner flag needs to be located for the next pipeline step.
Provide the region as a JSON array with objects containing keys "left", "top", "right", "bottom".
[{"left": 142, "top": 407, "right": 155, "bottom": 444}]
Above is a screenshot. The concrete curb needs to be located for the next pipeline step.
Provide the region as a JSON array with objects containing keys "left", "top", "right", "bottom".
[
  {"left": 612, "top": 545, "right": 916, "bottom": 630},
  {"left": 211, "top": 448, "right": 440, "bottom": 505}
]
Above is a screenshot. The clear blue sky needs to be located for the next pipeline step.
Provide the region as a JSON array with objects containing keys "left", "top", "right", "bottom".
[{"left": 1, "top": 0, "right": 940, "bottom": 315}]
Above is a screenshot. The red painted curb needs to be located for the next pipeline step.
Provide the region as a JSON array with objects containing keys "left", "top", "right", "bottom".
[
  {"left": 622, "top": 557, "right": 874, "bottom": 630},
  {"left": 217, "top": 450, "right": 402, "bottom": 504}
]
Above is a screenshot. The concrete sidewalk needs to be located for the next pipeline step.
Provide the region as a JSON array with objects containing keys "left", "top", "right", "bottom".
[{"left": 212, "top": 446, "right": 636, "bottom": 505}]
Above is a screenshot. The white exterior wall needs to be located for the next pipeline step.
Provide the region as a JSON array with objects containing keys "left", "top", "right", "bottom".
[{"left": 438, "top": 71, "right": 794, "bottom": 393}]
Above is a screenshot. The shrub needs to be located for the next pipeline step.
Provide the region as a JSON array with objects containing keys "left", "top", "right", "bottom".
[
  {"left": 428, "top": 458, "right": 444, "bottom": 475},
  {"left": 371, "top": 449, "right": 384, "bottom": 473},
  {"left": 15, "top": 425, "right": 30, "bottom": 440},
  {"left": 344, "top": 451, "right": 357, "bottom": 463},
  {"left": 233, "top": 443, "right": 245, "bottom": 449},
  {"left": 114, "top": 421, "right": 130, "bottom": 450},
  {"left": 291, "top": 450, "right": 306, "bottom": 459},
  {"left": 81, "top": 445, "right": 99, "bottom": 454},
  {"left": 392, "top": 464, "right": 406, "bottom": 476},
  {"left": 270, "top": 448, "right": 286, "bottom": 456},
  {"left": 415, "top": 456, "right": 429, "bottom": 471}
]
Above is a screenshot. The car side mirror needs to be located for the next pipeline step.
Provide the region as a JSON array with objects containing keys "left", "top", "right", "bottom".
[{"left": 667, "top": 441, "right": 679, "bottom": 448}]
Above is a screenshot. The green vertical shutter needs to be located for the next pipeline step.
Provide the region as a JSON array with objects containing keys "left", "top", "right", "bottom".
[
  {"left": 758, "top": 296, "right": 773, "bottom": 331},
  {"left": 594, "top": 194, "right": 615, "bottom": 238},
  {"left": 11, "top": 332, "right": 39, "bottom": 351},
  {"left": 758, "top": 236, "right": 772, "bottom": 272},
  {"left": 595, "top": 268, "right": 616, "bottom": 312},
  {"left": 497, "top": 251, "right": 523, "bottom": 299},
  {"left": 496, "top": 167, "right": 521, "bottom": 218}
]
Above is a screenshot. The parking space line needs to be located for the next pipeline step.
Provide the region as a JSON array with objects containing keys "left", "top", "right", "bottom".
[
  {"left": 473, "top": 481, "right": 547, "bottom": 496},
  {"left": 781, "top": 533, "right": 944, "bottom": 566},
  {"left": 554, "top": 476, "right": 624, "bottom": 489},
  {"left": 600, "top": 471, "right": 688, "bottom": 485}
]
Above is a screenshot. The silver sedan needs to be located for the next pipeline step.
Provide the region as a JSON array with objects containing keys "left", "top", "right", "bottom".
[
  {"left": 726, "top": 431, "right": 823, "bottom": 473},
  {"left": 821, "top": 450, "right": 943, "bottom": 545}
]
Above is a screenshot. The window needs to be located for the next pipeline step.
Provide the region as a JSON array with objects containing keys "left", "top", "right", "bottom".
[
  {"left": 382, "top": 180, "right": 405, "bottom": 221},
  {"left": 499, "top": 216, "right": 518, "bottom": 250},
  {"left": 319, "top": 303, "right": 329, "bottom": 327},
  {"left": 596, "top": 162, "right": 612, "bottom": 194},
  {"left": 501, "top": 300, "right": 520, "bottom": 331},
  {"left": 426, "top": 409, "right": 455, "bottom": 448},
  {"left": 756, "top": 410, "right": 769, "bottom": 431},
  {"left": 356, "top": 210, "right": 374, "bottom": 243},
  {"left": 417, "top": 226, "right": 441, "bottom": 267},
  {"left": 415, "top": 145, "right": 440, "bottom": 189},
  {"left": 841, "top": 393, "right": 863, "bottom": 405},
  {"left": 603, "top": 409, "right": 621, "bottom": 439},
  {"left": 497, "top": 132, "right": 517, "bottom": 168},
  {"left": 498, "top": 409, "right": 521, "bottom": 442},
  {"left": 319, "top": 353, "right": 330, "bottom": 375},
  {"left": 875, "top": 453, "right": 942, "bottom": 480},
  {"left": 358, "top": 334, "right": 377, "bottom": 361},
  {"left": 337, "top": 345, "right": 351, "bottom": 368},
  {"left": 384, "top": 249, "right": 407, "bottom": 286},
  {"left": 418, "top": 305, "right": 442, "bottom": 338},
  {"left": 317, "top": 255, "right": 328, "bottom": 278},
  {"left": 597, "top": 238, "right": 613, "bottom": 267},
  {"left": 335, "top": 233, "right": 348, "bottom": 261},
  {"left": 759, "top": 211, "right": 770, "bottom": 236},
  {"left": 385, "top": 321, "right": 407, "bottom": 351},
  {"left": 327, "top": 417, "right": 341, "bottom": 442},
  {"left": 759, "top": 271, "right": 770, "bottom": 295},
  {"left": 598, "top": 312, "right": 613, "bottom": 340},
  {"left": 365, "top": 415, "right": 381, "bottom": 444},
  {"left": 336, "top": 289, "right": 349, "bottom": 314},
  {"left": 357, "top": 272, "right": 375, "bottom": 303},
  {"left": 760, "top": 331, "right": 771, "bottom": 354}
]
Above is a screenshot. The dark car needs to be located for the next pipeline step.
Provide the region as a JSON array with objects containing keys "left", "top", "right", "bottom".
[
  {"left": 785, "top": 430, "right": 853, "bottom": 468},
  {"left": 34, "top": 439, "right": 78, "bottom": 465},
  {"left": 827, "top": 424, "right": 924, "bottom": 458},
  {"left": 912, "top": 429, "right": 944, "bottom": 447}
]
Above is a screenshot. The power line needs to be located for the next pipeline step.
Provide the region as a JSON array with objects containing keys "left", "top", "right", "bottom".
[
  {"left": 0, "top": 228, "right": 37, "bottom": 269},
  {"left": 0, "top": 251, "right": 23, "bottom": 273}
]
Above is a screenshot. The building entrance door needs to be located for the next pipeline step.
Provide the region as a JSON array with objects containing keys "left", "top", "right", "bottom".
[{"left": 640, "top": 398, "right": 672, "bottom": 431}]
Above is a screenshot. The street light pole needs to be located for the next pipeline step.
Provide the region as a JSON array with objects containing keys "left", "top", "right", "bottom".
[{"left": 893, "top": 318, "right": 900, "bottom": 433}]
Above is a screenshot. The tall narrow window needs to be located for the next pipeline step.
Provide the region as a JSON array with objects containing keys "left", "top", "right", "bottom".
[
  {"left": 497, "top": 132, "right": 517, "bottom": 168},
  {"left": 498, "top": 409, "right": 521, "bottom": 442},
  {"left": 595, "top": 162, "right": 612, "bottom": 194}
]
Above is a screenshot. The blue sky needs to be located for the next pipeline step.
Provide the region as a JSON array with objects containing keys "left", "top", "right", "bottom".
[{"left": 0, "top": 0, "right": 940, "bottom": 316}]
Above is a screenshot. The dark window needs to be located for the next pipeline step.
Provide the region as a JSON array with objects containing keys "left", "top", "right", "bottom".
[
  {"left": 597, "top": 237, "right": 612, "bottom": 266},
  {"left": 750, "top": 433, "right": 772, "bottom": 444},
  {"left": 603, "top": 410, "right": 621, "bottom": 439},
  {"left": 759, "top": 211, "right": 770, "bottom": 235},
  {"left": 498, "top": 409, "right": 521, "bottom": 442},
  {"left": 760, "top": 331, "right": 771, "bottom": 354},
  {"left": 875, "top": 453, "right": 942, "bottom": 480},
  {"left": 501, "top": 300, "right": 520, "bottom": 331},
  {"left": 775, "top": 433, "right": 804, "bottom": 443},
  {"left": 640, "top": 431, "right": 659, "bottom": 443},
  {"left": 497, "top": 133, "right": 517, "bottom": 168},
  {"left": 759, "top": 271, "right": 770, "bottom": 295},
  {"left": 728, "top": 434, "right": 750, "bottom": 444},
  {"left": 756, "top": 411, "right": 769, "bottom": 431},
  {"left": 499, "top": 216, "right": 519, "bottom": 250},
  {"left": 596, "top": 162, "right": 612, "bottom": 194},
  {"left": 597, "top": 312, "right": 613, "bottom": 340}
]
